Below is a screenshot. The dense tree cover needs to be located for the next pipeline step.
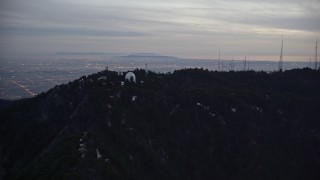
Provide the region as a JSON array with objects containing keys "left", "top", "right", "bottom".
[{"left": 0, "top": 68, "right": 320, "bottom": 180}]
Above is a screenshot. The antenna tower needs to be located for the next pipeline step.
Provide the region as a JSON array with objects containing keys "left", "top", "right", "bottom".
[
  {"left": 232, "top": 57, "right": 234, "bottom": 71},
  {"left": 218, "top": 49, "right": 221, "bottom": 71},
  {"left": 315, "top": 39, "right": 318, "bottom": 70},
  {"left": 278, "top": 35, "right": 284, "bottom": 71},
  {"left": 243, "top": 56, "right": 247, "bottom": 71},
  {"left": 230, "top": 57, "right": 234, "bottom": 71}
]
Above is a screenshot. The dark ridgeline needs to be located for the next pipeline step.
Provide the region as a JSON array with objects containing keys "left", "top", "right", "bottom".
[
  {"left": 0, "top": 68, "right": 320, "bottom": 180},
  {"left": 0, "top": 100, "right": 12, "bottom": 109}
]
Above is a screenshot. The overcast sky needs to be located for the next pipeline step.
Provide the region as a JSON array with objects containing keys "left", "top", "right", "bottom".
[{"left": 0, "top": 0, "right": 319, "bottom": 60}]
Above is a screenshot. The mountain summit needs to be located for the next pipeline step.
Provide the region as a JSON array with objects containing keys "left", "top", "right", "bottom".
[{"left": 1, "top": 68, "right": 320, "bottom": 180}]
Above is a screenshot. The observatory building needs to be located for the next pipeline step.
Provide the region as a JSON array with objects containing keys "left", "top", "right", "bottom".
[{"left": 125, "top": 72, "right": 136, "bottom": 83}]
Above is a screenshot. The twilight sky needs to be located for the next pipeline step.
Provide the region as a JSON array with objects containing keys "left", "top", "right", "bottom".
[{"left": 0, "top": 0, "right": 319, "bottom": 61}]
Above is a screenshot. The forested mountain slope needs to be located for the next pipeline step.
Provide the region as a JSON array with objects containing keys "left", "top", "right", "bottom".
[{"left": 1, "top": 68, "right": 320, "bottom": 180}]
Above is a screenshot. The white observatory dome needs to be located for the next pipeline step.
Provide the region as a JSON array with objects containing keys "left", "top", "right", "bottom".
[{"left": 125, "top": 72, "right": 136, "bottom": 82}]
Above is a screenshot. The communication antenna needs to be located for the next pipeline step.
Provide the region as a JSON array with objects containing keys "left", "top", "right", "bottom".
[
  {"left": 232, "top": 56, "right": 234, "bottom": 71},
  {"left": 243, "top": 56, "right": 247, "bottom": 71},
  {"left": 230, "top": 56, "right": 234, "bottom": 71},
  {"left": 218, "top": 49, "right": 221, "bottom": 71},
  {"left": 315, "top": 39, "right": 318, "bottom": 70},
  {"left": 278, "top": 35, "right": 284, "bottom": 72}
]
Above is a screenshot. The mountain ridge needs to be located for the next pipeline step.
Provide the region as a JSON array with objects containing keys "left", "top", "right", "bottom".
[{"left": 1, "top": 68, "right": 320, "bottom": 179}]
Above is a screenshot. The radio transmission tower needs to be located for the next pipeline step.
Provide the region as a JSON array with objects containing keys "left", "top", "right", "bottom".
[
  {"left": 218, "top": 49, "right": 221, "bottom": 71},
  {"left": 315, "top": 39, "right": 318, "bottom": 70},
  {"left": 243, "top": 56, "right": 247, "bottom": 71},
  {"left": 230, "top": 57, "right": 234, "bottom": 71},
  {"left": 278, "top": 35, "right": 284, "bottom": 72}
]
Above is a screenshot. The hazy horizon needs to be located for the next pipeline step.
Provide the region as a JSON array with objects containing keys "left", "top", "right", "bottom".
[
  {"left": 0, "top": 52, "right": 316, "bottom": 62},
  {"left": 1, "top": 0, "right": 319, "bottom": 61}
]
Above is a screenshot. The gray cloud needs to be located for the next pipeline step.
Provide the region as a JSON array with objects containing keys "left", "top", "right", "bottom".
[
  {"left": 0, "top": 26, "right": 146, "bottom": 37},
  {"left": 0, "top": 0, "right": 319, "bottom": 60}
]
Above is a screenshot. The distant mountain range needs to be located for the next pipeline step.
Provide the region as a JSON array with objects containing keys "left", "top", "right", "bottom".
[
  {"left": 55, "top": 52, "right": 180, "bottom": 61},
  {"left": 55, "top": 52, "right": 178, "bottom": 59},
  {"left": 56, "top": 52, "right": 112, "bottom": 55},
  {"left": 1, "top": 68, "right": 320, "bottom": 179},
  {"left": 120, "top": 53, "right": 178, "bottom": 59}
]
